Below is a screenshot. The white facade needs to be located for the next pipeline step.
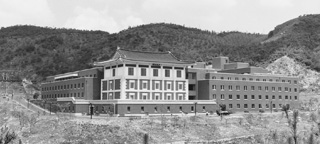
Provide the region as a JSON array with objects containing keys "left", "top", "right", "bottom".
[{"left": 100, "top": 61, "right": 189, "bottom": 101}]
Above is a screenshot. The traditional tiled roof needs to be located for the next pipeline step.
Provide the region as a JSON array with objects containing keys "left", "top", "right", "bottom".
[{"left": 96, "top": 48, "right": 194, "bottom": 65}]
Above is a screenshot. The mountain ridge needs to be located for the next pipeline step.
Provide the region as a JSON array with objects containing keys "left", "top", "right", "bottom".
[{"left": 0, "top": 14, "right": 319, "bottom": 82}]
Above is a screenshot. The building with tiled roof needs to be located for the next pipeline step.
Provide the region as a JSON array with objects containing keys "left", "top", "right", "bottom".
[{"left": 39, "top": 48, "right": 299, "bottom": 116}]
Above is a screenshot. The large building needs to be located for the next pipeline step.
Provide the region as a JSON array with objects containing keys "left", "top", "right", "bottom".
[
  {"left": 187, "top": 56, "right": 300, "bottom": 112},
  {"left": 40, "top": 49, "right": 299, "bottom": 115}
]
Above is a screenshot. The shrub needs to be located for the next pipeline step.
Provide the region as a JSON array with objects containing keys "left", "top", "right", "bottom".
[
  {"left": 244, "top": 111, "right": 249, "bottom": 113},
  {"left": 259, "top": 109, "right": 265, "bottom": 113},
  {"left": 274, "top": 109, "right": 278, "bottom": 112}
]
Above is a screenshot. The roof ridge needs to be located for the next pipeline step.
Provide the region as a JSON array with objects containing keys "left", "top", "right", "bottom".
[{"left": 119, "top": 48, "right": 170, "bottom": 54}]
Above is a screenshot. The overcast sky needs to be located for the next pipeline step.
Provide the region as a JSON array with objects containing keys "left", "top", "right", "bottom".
[{"left": 0, "top": 0, "right": 319, "bottom": 34}]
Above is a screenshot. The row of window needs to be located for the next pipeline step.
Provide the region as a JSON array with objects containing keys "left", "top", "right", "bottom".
[
  {"left": 42, "top": 92, "right": 84, "bottom": 99},
  {"left": 211, "top": 76, "right": 297, "bottom": 84},
  {"left": 109, "top": 65, "right": 183, "bottom": 78},
  {"left": 213, "top": 94, "right": 298, "bottom": 100},
  {"left": 42, "top": 83, "right": 85, "bottom": 91},
  {"left": 228, "top": 103, "right": 289, "bottom": 109},
  {"left": 212, "top": 85, "right": 298, "bottom": 92},
  {"left": 127, "top": 105, "right": 206, "bottom": 113}
]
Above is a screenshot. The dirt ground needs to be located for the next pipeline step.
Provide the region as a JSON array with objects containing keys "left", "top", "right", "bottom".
[{"left": 1, "top": 93, "right": 320, "bottom": 143}]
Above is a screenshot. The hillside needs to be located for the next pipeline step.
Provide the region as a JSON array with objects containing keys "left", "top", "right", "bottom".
[
  {"left": 0, "top": 14, "right": 320, "bottom": 82},
  {"left": 266, "top": 56, "right": 320, "bottom": 92}
]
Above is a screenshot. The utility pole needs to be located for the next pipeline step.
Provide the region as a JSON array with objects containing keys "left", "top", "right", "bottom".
[
  {"left": 194, "top": 102, "right": 197, "bottom": 116},
  {"left": 270, "top": 101, "right": 273, "bottom": 113},
  {"left": 90, "top": 103, "right": 93, "bottom": 119}
]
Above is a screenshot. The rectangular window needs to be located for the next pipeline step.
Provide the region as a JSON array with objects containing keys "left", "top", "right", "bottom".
[
  {"left": 212, "top": 94, "right": 216, "bottom": 99},
  {"left": 244, "top": 86, "right": 247, "bottom": 91},
  {"left": 272, "top": 87, "right": 275, "bottom": 91},
  {"left": 266, "top": 104, "right": 269, "bottom": 108},
  {"left": 259, "top": 95, "right": 262, "bottom": 100},
  {"left": 252, "top": 104, "right": 255, "bottom": 108},
  {"left": 259, "top": 104, "right": 262, "bottom": 108},
  {"left": 155, "top": 107, "right": 158, "bottom": 112},
  {"left": 251, "top": 86, "right": 255, "bottom": 90},
  {"left": 153, "top": 69, "right": 158, "bottom": 77},
  {"left": 155, "top": 83, "right": 160, "bottom": 90},
  {"left": 177, "top": 70, "right": 181, "bottom": 78},
  {"left": 265, "top": 86, "right": 268, "bottom": 91},
  {"left": 237, "top": 104, "right": 240, "bottom": 108},
  {"left": 141, "top": 106, "right": 144, "bottom": 112},
  {"left": 237, "top": 95, "right": 240, "bottom": 100},
  {"left": 229, "top": 94, "right": 232, "bottom": 99},
  {"left": 244, "top": 104, "right": 248, "bottom": 108},
  {"left": 295, "top": 96, "right": 298, "bottom": 100},
  {"left": 167, "top": 106, "right": 170, "bottom": 112},
  {"left": 130, "top": 82, "right": 135, "bottom": 89},
  {"left": 258, "top": 86, "right": 262, "bottom": 90},
  {"left": 285, "top": 95, "right": 288, "bottom": 99},
  {"left": 285, "top": 87, "right": 288, "bottom": 92},
  {"left": 165, "top": 69, "right": 170, "bottom": 77},
  {"left": 127, "top": 107, "right": 130, "bottom": 112},
  {"left": 220, "top": 85, "right": 224, "bottom": 90},
  {"left": 229, "top": 104, "right": 233, "bottom": 109},
  {"left": 178, "top": 84, "right": 183, "bottom": 90},
  {"left": 244, "top": 95, "right": 248, "bottom": 100},
  {"left": 266, "top": 95, "right": 269, "bottom": 99},
  {"left": 142, "top": 82, "right": 147, "bottom": 89},
  {"left": 236, "top": 85, "right": 240, "bottom": 90},
  {"left": 128, "top": 67, "right": 134, "bottom": 76},
  {"left": 251, "top": 95, "right": 255, "bottom": 99},
  {"left": 167, "top": 83, "right": 171, "bottom": 90},
  {"left": 112, "top": 69, "right": 116, "bottom": 76},
  {"left": 212, "top": 85, "right": 216, "bottom": 90},
  {"left": 141, "top": 68, "right": 146, "bottom": 76},
  {"left": 279, "top": 95, "right": 282, "bottom": 99},
  {"left": 228, "top": 85, "right": 232, "bottom": 90},
  {"left": 272, "top": 95, "right": 275, "bottom": 99},
  {"left": 278, "top": 87, "right": 282, "bottom": 91},
  {"left": 221, "top": 94, "right": 225, "bottom": 100}
]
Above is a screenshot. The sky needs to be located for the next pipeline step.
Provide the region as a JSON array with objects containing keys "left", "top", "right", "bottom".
[{"left": 0, "top": 0, "right": 319, "bottom": 34}]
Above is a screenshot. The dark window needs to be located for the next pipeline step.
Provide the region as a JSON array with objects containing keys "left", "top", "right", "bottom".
[
  {"left": 259, "top": 95, "right": 262, "bottom": 99},
  {"left": 251, "top": 104, "right": 255, "bottom": 108},
  {"left": 266, "top": 95, "right": 269, "bottom": 99},
  {"left": 244, "top": 95, "right": 247, "bottom": 100},
  {"left": 272, "top": 95, "right": 275, "bottom": 99},
  {"left": 141, "top": 106, "right": 144, "bottom": 112},
  {"left": 165, "top": 69, "right": 170, "bottom": 77},
  {"left": 127, "top": 107, "right": 130, "bottom": 112},
  {"left": 167, "top": 106, "right": 170, "bottom": 112},
  {"left": 191, "top": 106, "right": 194, "bottom": 111},
  {"left": 236, "top": 95, "right": 240, "bottom": 99},
  {"left": 128, "top": 68, "right": 134, "bottom": 76},
  {"left": 251, "top": 95, "right": 255, "bottom": 99},
  {"left": 177, "top": 70, "right": 181, "bottom": 78},
  {"left": 113, "top": 69, "right": 116, "bottom": 76},
  {"left": 141, "top": 68, "right": 146, "bottom": 76},
  {"left": 244, "top": 104, "right": 248, "bottom": 108},
  {"left": 153, "top": 69, "right": 158, "bottom": 77},
  {"left": 229, "top": 94, "right": 232, "bottom": 99}
]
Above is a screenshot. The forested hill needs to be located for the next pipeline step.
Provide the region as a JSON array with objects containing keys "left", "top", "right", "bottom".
[{"left": 0, "top": 14, "right": 319, "bottom": 82}]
